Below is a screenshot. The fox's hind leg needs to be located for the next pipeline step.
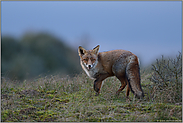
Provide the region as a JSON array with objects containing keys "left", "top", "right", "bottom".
[
  {"left": 116, "top": 76, "right": 129, "bottom": 97},
  {"left": 126, "top": 82, "right": 130, "bottom": 97}
]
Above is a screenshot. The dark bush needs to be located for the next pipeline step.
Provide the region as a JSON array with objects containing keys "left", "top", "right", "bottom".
[
  {"left": 1, "top": 32, "right": 81, "bottom": 81},
  {"left": 150, "top": 52, "right": 182, "bottom": 103}
]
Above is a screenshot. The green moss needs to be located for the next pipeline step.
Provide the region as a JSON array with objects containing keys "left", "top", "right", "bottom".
[
  {"left": 84, "top": 117, "right": 102, "bottom": 122},
  {"left": 46, "top": 94, "right": 54, "bottom": 99},
  {"left": 46, "top": 90, "right": 56, "bottom": 94},
  {"left": 36, "top": 111, "right": 45, "bottom": 115},
  {"left": 1, "top": 110, "right": 12, "bottom": 121},
  {"left": 55, "top": 94, "right": 60, "bottom": 98},
  {"left": 85, "top": 116, "right": 118, "bottom": 122},
  {"left": 36, "top": 110, "right": 58, "bottom": 122}
]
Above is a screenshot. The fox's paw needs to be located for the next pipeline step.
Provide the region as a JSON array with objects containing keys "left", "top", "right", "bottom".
[
  {"left": 126, "top": 96, "right": 131, "bottom": 102},
  {"left": 95, "top": 92, "right": 99, "bottom": 96},
  {"left": 116, "top": 91, "right": 121, "bottom": 96},
  {"left": 94, "top": 88, "right": 100, "bottom": 96},
  {"left": 93, "top": 86, "right": 100, "bottom": 93}
]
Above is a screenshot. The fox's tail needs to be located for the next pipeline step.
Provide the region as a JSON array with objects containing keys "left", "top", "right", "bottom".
[{"left": 126, "top": 56, "right": 144, "bottom": 99}]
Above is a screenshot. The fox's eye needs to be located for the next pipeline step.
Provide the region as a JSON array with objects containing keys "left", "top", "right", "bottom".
[
  {"left": 83, "top": 59, "right": 88, "bottom": 61},
  {"left": 91, "top": 58, "right": 95, "bottom": 61}
]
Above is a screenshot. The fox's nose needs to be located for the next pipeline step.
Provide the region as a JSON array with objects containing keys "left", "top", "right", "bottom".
[{"left": 88, "top": 65, "right": 92, "bottom": 69}]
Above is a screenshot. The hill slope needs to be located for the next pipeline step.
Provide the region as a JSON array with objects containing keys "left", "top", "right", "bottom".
[{"left": 1, "top": 70, "right": 182, "bottom": 122}]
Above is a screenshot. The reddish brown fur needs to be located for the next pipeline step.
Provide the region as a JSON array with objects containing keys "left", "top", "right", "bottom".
[{"left": 78, "top": 45, "right": 144, "bottom": 99}]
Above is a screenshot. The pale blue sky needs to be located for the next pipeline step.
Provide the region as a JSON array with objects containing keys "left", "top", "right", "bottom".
[{"left": 1, "top": 1, "right": 182, "bottom": 66}]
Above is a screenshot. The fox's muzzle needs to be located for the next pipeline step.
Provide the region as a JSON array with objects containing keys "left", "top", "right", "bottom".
[
  {"left": 86, "top": 64, "right": 93, "bottom": 70},
  {"left": 88, "top": 65, "right": 92, "bottom": 69}
]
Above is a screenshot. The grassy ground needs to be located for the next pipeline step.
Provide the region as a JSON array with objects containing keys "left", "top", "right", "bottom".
[{"left": 1, "top": 69, "right": 182, "bottom": 122}]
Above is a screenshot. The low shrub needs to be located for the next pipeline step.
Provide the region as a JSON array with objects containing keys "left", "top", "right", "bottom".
[{"left": 150, "top": 52, "right": 182, "bottom": 103}]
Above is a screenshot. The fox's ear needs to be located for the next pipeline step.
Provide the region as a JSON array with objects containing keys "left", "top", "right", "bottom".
[
  {"left": 78, "top": 46, "right": 86, "bottom": 56},
  {"left": 92, "top": 45, "right": 100, "bottom": 54}
]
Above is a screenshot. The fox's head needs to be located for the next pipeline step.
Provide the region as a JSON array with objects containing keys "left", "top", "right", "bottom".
[{"left": 78, "top": 45, "right": 100, "bottom": 70}]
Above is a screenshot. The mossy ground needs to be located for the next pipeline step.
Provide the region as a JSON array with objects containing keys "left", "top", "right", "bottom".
[{"left": 1, "top": 71, "right": 182, "bottom": 122}]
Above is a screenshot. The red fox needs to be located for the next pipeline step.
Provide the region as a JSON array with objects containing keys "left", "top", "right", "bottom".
[{"left": 78, "top": 45, "right": 144, "bottom": 99}]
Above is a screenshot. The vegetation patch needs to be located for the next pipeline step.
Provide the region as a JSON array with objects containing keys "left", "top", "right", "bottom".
[{"left": 1, "top": 53, "right": 182, "bottom": 122}]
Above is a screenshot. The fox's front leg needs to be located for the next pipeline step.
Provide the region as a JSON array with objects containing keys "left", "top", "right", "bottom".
[
  {"left": 93, "top": 74, "right": 110, "bottom": 96},
  {"left": 94, "top": 79, "right": 102, "bottom": 96}
]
